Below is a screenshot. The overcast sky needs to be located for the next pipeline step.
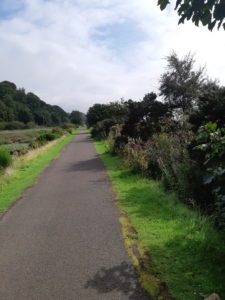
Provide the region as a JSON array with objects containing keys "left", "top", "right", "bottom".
[{"left": 0, "top": 0, "right": 224, "bottom": 113}]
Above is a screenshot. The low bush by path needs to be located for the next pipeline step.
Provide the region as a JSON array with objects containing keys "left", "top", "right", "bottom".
[{"left": 94, "top": 139, "right": 225, "bottom": 300}]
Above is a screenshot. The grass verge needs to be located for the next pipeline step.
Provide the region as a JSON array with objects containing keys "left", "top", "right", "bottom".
[
  {"left": 93, "top": 139, "right": 225, "bottom": 300},
  {"left": 0, "top": 130, "right": 79, "bottom": 213}
]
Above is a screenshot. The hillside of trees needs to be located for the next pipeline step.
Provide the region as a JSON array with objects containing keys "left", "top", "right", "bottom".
[
  {"left": 87, "top": 52, "right": 225, "bottom": 230},
  {"left": 0, "top": 81, "right": 85, "bottom": 129}
]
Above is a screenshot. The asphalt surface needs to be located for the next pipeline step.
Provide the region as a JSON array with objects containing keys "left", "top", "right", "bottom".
[{"left": 0, "top": 130, "right": 151, "bottom": 300}]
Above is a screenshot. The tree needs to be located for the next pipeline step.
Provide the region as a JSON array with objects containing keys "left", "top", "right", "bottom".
[
  {"left": 159, "top": 51, "right": 205, "bottom": 116},
  {"left": 158, "top": 0, "right": 225, "bottom": 31},
  {"left": 189, "top": 81, "right": 225, "bottom": 128},
  {"left": 70, "top": 110, "right": 84, "bottom": 125},
  {"left": 86, "top": 104, "right": 109, "bottom": 127},
  {"left": 17, "top": 105, "right": 34, "bottom": 124},
  {"left": 122, "top": 93, "right": 168, "bottom": 140},
  {"left": 0, "top": 81, "right": 71, "bottom": 128}
]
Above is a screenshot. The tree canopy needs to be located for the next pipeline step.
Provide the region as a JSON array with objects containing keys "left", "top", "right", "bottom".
[
  {"left": 159, "top": 51, "right": 205, "bottom": 116},
  {"left": 158, "top": 0, "right": 225, "bottom": 31},
  {"left": 70, "top": 110, "right": 85, "bottom": 125},
  {"left": 0, "top": 81, "right": 74, "bottom": 129}
]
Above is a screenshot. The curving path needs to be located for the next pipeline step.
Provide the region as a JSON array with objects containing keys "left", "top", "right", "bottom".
[{"left": 0, "top": 129, "right": 151, "bottom": 300}]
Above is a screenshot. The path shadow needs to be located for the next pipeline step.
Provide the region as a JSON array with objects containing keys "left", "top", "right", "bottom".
[
  {"left": 85, "top": 262, "right": 151, "bottom": 299},
  {"left": 66, "top": 157, "right": 105, "bottom": 172}
]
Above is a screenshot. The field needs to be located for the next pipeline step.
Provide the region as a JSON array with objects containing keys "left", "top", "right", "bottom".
[
  {"left": 0, "top": 128, "right": 52, "bottom": 155},
  {"left": 0, "top": 128, "right": 51, "bottom": 144}
]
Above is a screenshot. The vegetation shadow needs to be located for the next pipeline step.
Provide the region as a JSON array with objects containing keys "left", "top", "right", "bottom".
[
  {"left": 66, "top": 157, "right": 105, "bottom": 172},
  {"left": 85, "top": 262, "right": 151, "bottom": 299}
]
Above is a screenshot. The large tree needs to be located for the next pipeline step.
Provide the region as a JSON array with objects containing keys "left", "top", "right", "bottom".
[
  {"left": 70, "top": 110, "right": 84, "bottom": 125},
  {"left": 159, "top": 52, "right": 205, "bottom": 116},
  {"left": 122, "top": 93, "right": 168, "bottom": 140},
  {"left": 158, "top": 0, "right": 225, "bottom": 31}
]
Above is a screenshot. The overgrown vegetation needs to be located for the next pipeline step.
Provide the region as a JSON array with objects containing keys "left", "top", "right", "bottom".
[
  {"left": 94, "top": 140, "right": 225, "bottom": 300},
  {"left": 87, "top": 51, "right": 225, "bottom": 230},
  {"left": 0, "top": 146, "right": 11, "bottom": 169},
  {"left": 0, "top": 81, "right": 85, "bottom": 129}
]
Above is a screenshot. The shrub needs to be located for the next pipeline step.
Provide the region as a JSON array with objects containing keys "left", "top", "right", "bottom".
[
  {"left": 123, "top": 138, "right": 149, "bottom": 174},
  {"left": 38, "top": 132, "right": 58, "bottom": 144},
  {"left": 24, "top": 122, "right": 36, "bottom": 129},
  {"left": 4, "top": 121, "right": 25, "bottom": 130},
  {"left": 7, "top": 143, "right": 30, "bottom": 156},
  {"left": 60, "top": 123, "right": 75, "bottom": 130},
  {"left": 193, "top": 122, "right": 225, "bottom": 227},
  {"left": 51, "top": 127, "right": 65, "bottom": 136},
  {"left": 66, "top": 128, "right": 73, "bottom": 134},
  {"left": 144, "top": 129, "right": 198, "bottom": 202},
  {"left": 0, "top": 146, "right": 12, "bottom": 169},
  {"left": 29, "top": 140, "right": 41, "bottom": 149},
  {"left": 0, "top": 122, "right": 6, "bottom": 130},
  {"left": 91, "top": 118, "right": 117, "bottom": 139},
  {"left": 105, "top": 124, "right": 124, "bottom": 154}
]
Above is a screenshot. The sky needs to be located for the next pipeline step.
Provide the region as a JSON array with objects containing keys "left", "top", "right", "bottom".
[{"left": 0, "top": 0, "right": 224, "bottom": 113}]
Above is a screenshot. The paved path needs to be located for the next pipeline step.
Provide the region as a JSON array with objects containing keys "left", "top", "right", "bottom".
[{"left": 0, "top": 130, "right": 151, "bottom": 300}]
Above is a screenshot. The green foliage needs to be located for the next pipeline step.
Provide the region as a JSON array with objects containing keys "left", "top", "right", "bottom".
[
  {"left": 88, "top": 50, "right": 225, "bottom": 229},
  {"left": 86, "top": 101, "right": 127, "bottom": 128},
  {"left": 122, "top": 93, "right": 168, "bottom": 140},
  {"left": 51, "top": 127, "right": 65, "bottom": 136},
  {"left": 0, "top": 81, "right": 70, "bottom": 128},
  {"left": 70, "top": 110, "right": 85, "bottom": 125},
  {"left": 37, "top": 132, "right": 58, "bottom": 144},
  {"left": 94, "top": 139, "right": 225, "bottom": 300},
  {"left": 4, "top": 121, "right": 25, "bottom": 130},
  {"left": 159, "top": 52, "right": 205, "bottom": 116},
  {"left": 194, "top": 123, "right": 225, "bottom": 227},
  {"left": 7, "top": 143, "right": 30, "bottom": 156},
  {"left": 158, "top": 0, "right": 225, "bottom": 31},
  {"left": 189, "top": 82, "right": 225, "bottom": 129},
  {"left": 123, "top": 138, "right": 149, "bottom": 174},
  {"left": 0, "top": 146, "right": 12, "bottom": 169},
  {"left": 91, "top": 118, "right": 118, "bottom": 139}
]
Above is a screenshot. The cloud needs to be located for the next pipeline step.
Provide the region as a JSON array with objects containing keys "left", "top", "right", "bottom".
[{"left": 0, "top": 0, "right": 224, "bottom": 112}]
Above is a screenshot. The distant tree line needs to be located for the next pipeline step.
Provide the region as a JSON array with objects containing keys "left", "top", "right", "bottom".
[
  {"left": 0, "top": 81, "right": 85, "bottom": 129},
  {"left": 87, "top": 51, "right": 225, "bottom": 229}
]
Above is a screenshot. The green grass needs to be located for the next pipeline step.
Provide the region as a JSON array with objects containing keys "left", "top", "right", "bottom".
[
  {"left": 94, "top": 139, "right": 225, "bottom": 300},
  {"left": 0, "top": 130, "right": 78, "bottom": 213}
]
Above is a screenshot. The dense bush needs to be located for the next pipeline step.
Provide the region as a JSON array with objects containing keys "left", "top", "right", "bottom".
[
  {"left": 24, "top": 122, "right": 36, "bottom": 129},
  {"left": 89, "top": 51, "right": 225, "bottom": 229},
  {"left": 38, "top": 132, "right": 59, "bottom": 143},
  {"left": 193, "top": 123, "right": 225, "bottom": 227},
  {"left": 4, "top": 121, "right": 25, "bottom": 130},
  {"left": 0, "top": 146, "right": 12, "bottom": 169},
  {"left": 0, "top": 122, "right": 6, "bottom": 130},
  {"left": 91, "top": 118, "right": 118, "bottom": 139},
  {"left": 51, "top": 127, "right": 65, "bottom": 136}
]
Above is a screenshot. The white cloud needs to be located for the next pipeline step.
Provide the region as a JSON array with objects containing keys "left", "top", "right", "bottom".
[{"left": 0, "top": 0, "right": 224, "bottom": 113}]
